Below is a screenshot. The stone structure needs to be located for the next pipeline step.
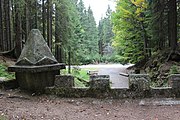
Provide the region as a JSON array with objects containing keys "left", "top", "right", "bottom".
[
  {"left": 0, "top": 79, "right": 18, "bottom": 89},
  {"left": 129, "top": 74, "right": 150, "bottom": 91},
  {"left": 168, "top": 74, "right": 180, "bottom": 89},
  {"left": 45, "top": 73, "right": 180, "bottom": 98},
  {"left": 55, "top": 75, "right": 74, "bottom": 88},
  {"left": 89, "top": 75, "right": 110, "bottom": 89},
  {"left": 8, "top": 29, "right": 65, "bottom": 92}
]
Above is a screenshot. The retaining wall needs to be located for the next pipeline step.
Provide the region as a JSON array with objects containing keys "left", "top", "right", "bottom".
[{"left": 45, "top": 74, "right": 180, "bottom": 98}]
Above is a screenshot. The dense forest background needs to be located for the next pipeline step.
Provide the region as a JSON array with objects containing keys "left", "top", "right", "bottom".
[
  {"left": 0, "top": 0, "right": 179, "bottom": 66},
  {"left": 112, "top": 0, "right": 180, "bottom": 64},
  {"left": 0, "top": 0, "right": 114, "bottom": 65}
]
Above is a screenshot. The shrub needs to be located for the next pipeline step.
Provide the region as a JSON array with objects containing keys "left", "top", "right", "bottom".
[{"left": 0, "top": 64, "right": 15, "bottom": 79}]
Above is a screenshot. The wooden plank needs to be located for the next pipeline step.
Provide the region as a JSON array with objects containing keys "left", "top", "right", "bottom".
[{"left": 119, "top": 72, "right": 129, "bottom": 77}]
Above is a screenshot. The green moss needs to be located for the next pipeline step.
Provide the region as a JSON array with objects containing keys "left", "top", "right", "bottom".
[
  {"left": 0, "top": 115, "right": 7, "bottom": 120},
  {"left": 61, "top": 67, "right": 98, "bottom": 87},
  {"left": 170, "top": 65, "right": 179, "bottom": 74},
  {"left": 0, "top": 64, "right": 15, "bottom": 79},
  {"left": 75, "top": 69, "right": 89, "bottom": 80}
]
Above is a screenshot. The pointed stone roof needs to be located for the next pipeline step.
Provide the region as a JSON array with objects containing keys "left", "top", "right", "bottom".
[{"left": 16, "top": 29, "right": 58, "bottom": 66}]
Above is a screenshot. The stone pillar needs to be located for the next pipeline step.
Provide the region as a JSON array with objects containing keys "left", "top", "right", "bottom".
[
  {"left": 15, "top": 70, "right": 60, "bottom": 91},
  {"left": 89, "top": 75, "right": 110, "bottom": 89},
  {"left": 129, "top": 74, "right": 150, "bottom": 91},
  {"left": 168, "top": 74, "right": 180, "bottom": 89},
  {"left": 55, "top": 75, "right": 74, "bottom": 88}
]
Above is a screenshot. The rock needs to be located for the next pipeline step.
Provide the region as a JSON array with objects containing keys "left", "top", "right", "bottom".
[
  {"left": 0, "top": 77, "right": 8, "bottom": 81},
  {"left": 16, "top": 29, "right": 58, "bottom": 66},
  {"left": 168, "top": 74, "right": 180, "bottom": 89},
  {"left": 129, "top": 74, "right": 150, "bottom": 91},
  {"left": 55, "top": 75, "right": 74, "bottom": 88},
  {"left": 92, "top": 100, "right": 101, "bottom": 105},
  {"left": 0, "top": 79, "right": 19, "bottom": 89},
  {"left": 139, "top": 98, "right": 180, "bottom": 106},
  {"left": 89, "top": 75, "right": 110, "bottom": 89}
]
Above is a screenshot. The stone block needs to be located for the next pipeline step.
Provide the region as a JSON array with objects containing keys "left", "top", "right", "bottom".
[
  {"left": 89, "top": 75, "right": 110, "bottom": 89},
  {"left": 129, "top": 74, "right": 150, "bottom": 91},
  {"left": 55, "top": 75, "right": 74, "bottom": 88},
  {"left": 90, "top": 75, "right": 109, "bottom": 81},
  {"left": 0, "top": 79, "right": 19, "bottom": 89},
  {"left": 168, "top": 74, "right": 180, "bottom": 89},
  {"left": 16, "top": 70, "right": 60, "bottom": 92},
  {"left": 150, "top": 87, "right": 174, "bottom": 98}
]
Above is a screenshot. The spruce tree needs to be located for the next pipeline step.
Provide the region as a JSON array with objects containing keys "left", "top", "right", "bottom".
[{"left": 98, "top": 5, "right": 114, "bottom": 56}]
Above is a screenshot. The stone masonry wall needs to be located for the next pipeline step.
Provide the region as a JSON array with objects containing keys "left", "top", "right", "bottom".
[
  {"left": 45, "top": 74, "right": 180, "bottom": 98},
  {"left": 1, "top": 74, "right": 179, "bottom": 98}
]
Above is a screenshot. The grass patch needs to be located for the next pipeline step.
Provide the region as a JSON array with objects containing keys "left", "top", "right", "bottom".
[
  {"left": 61, "top": 67, "right": 98, "bottom": 87},
  {"left": 0, "top": 64, "right": 15, "bottom": 79},
  {"left": 0, "top": 115, "right": 7, "bottom": 120}
]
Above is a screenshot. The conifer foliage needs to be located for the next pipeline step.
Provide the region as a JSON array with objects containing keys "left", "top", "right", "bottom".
[
  {"left": 98, "top": 5, "right": 114, "bottom": 57},
  {"left": 0, "top": 0, "right": 101, "bottom": 64},
  {"left": 112, "top": 0, "right": 179, "bottom": 64},
  {"left": 1, "top": 0, "right": 178, "bottom": 66}
]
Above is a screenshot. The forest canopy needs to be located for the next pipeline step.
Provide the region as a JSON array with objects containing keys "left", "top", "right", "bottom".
[
  {"left": 0, "top": 0, "right": 115, "bottom": 64},
  {"left": 112, "top": 0, "right": 180, "bottom": 64},
  {"left": 0, "top": 0, "right": 179, "bottom": 66}
]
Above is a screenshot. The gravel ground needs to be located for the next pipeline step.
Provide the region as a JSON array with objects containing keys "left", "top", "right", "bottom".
[
  {"left": 0, "top": 90, "right": 180, "bottom": 120},
  {"left": 80, "top": 64, "right": 132, "bottom": 88}
]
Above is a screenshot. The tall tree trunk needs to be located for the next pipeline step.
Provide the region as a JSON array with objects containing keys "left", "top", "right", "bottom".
[
  {"left": 11, "top": 0, "right": 15, "bottom": 48},
  {"left": 140, "top": 21, "right": 149, "bottom": 59},
  {"left": 158, "top": 15, "right": 164, "bottom": 49},
  {"left": 4, "top": 0, "right": 11, "bottom": 51},
  {"left": 34, "top": 0, "right": 38, "bottom": 28},
  {"left": 0, "top": 0, "right": 3, "bottom": 51},
  {"left": 158, "top": 0, "right": 165, "bottom": 50},
  {"left": 168, "top": 0, "right": 177, "bottom": 50},
  {"left": 55, "top": 5, "right": 63, "bottom": 63},
  {"left": 68, "top": 47, "right": 71, "bottom": 74},
  {"left": 168, "top": 6, "right": 171, "bottom": 47},
  {"left": 7, "top": 0, "right": 11, "bottom": 50},
  {"left": 98, "top": 40, "right": 103, "bottom": 56},
  {"left": 42, "top": 0, "right": 46, "bottom": 39},
  {"left": 47, "top": 0, "right": 52, "bottom": 50},
  {"left": 25, "top": 0, "right": 29, "bottom": 41},
  {"left": 29, "top": 1, "right": 34, "bottom": 30},
  {"left": 50, "top": 2, "right": 53, "bottom": 50},
  {"left": 14, "top": 1, "right": 22, "bottom": 58}
]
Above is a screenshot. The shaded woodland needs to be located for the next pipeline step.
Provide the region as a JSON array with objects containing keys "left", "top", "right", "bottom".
[
  {"left": 0, "top": 0, "right": 113, "bottom": 64},
  {"left": 0, "top": 0, "right": 179, "bottom": 83},
  {"left": 112, "top": 0, "right": 180, "bottom": 86},
  {"left": 112, "top": 0, "right": 180, "bottom": 63}
]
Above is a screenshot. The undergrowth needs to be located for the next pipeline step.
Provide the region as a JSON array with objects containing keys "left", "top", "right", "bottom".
[
  {"left": 0, "top": 115, "right": 7, "bottom": 120},
  {"left": 0, "top": 64, "right": 15, "bottom": 79},
  {"left": 169, "top": 65, "right": 179, "bottom": 74},
  {"left": 61, "top": 67, "right": 95, "bottom": 87}
]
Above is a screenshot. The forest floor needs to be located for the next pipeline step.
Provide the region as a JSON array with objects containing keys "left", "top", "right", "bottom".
[
  {"left": 130, "top": 48, "right": 180, "bottom": 87},
  {"left": 0, "top": 89, "right": 180, "bottom": 120},
  {"left": 0, "top": 56, "right": 180, "bottom": 120},
  {"left": 0, "top": 56, "right": 16, "bottom": 67}
]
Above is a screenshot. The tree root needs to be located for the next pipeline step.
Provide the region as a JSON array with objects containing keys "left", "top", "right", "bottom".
[
  {"left": 166, "top": 49, "right": 180, "bottom": 62},
  {"left": 0, "top": 48, "right": 16, "bottom": 58}
]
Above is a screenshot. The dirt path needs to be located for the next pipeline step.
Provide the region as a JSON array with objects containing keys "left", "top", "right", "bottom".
[
  {"left": 80, "top": 64, "right": 131, "bottom": 88},
  {"left": 98, "top": 65, "right": 129, "bottom": 88},
  {"left": 0, "top": 90, "right": 180, "bottom": 120}
]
